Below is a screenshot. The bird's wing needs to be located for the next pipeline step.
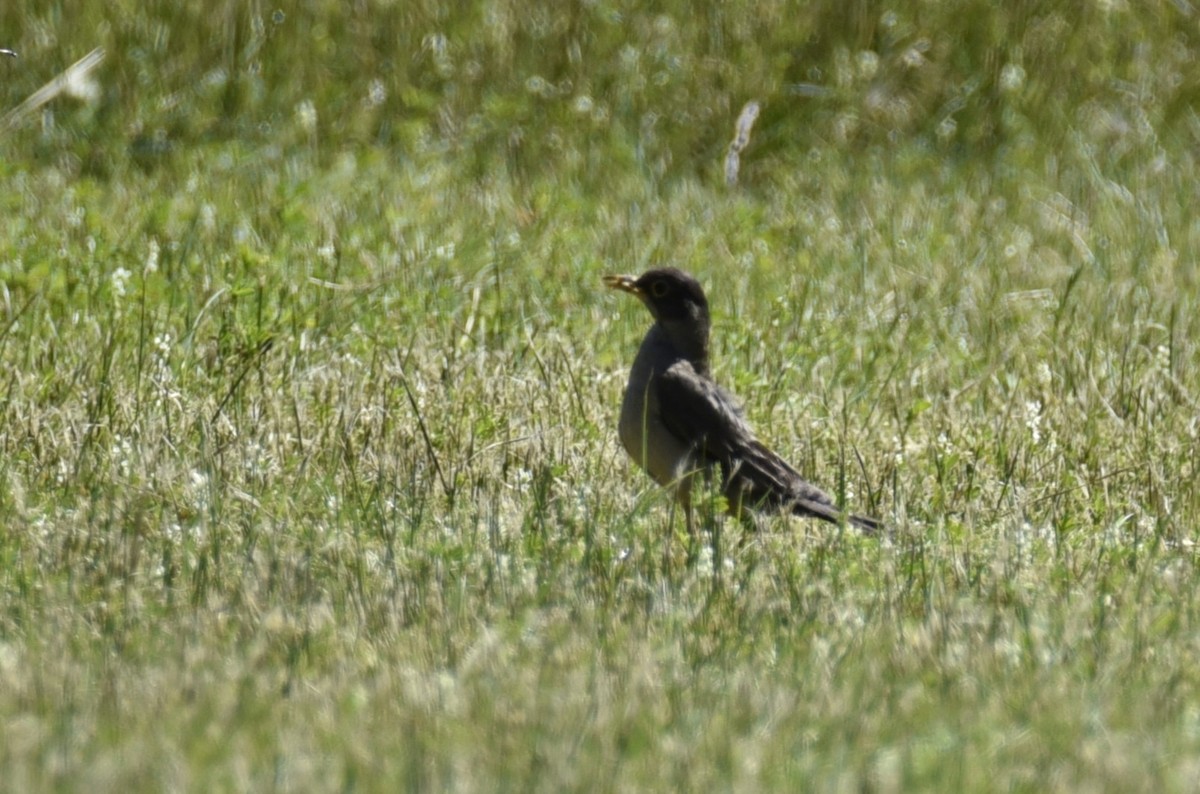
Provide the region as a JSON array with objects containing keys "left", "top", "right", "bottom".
[
  {"left": 656, "top": 361, "right": 847, "bottom": 518},
  {"left": 655, "top": 360, "right": 756, "bottom": 463},
  {"left": 655, "top": 362, "right": 881, "bottom": 532}
]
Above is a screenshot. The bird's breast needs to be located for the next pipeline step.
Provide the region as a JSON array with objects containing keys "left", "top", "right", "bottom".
[{"left": 617, "top": 330, "right": 697, "bottom": 486}]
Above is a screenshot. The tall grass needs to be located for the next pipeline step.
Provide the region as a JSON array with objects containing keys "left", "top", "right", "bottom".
[{"left": 2, "top": 0, "right": 1200, "bottom": 790}]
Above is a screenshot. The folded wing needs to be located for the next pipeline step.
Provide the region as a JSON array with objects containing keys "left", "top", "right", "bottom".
[{"left": 655, "top": 361, "right": 879, "bottom": 533}]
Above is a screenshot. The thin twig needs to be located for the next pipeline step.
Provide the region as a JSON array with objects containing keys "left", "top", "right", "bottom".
[
  {"left": 724, "top": 100, "right": 761, "bottom": 187},
  {"left": 397, "top": 368, "right": 453, "bottom": 500},
  {"left": 3, "top": 46, "right": 105, "bottom": 130}
]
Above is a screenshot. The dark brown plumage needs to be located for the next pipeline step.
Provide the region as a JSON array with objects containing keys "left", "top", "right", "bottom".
[{"left": 604, "top": 267, "right": 880, "bottom": 534}]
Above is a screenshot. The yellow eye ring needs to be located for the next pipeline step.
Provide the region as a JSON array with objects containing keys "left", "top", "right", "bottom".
[{"left": 650, "top": 280, "right": 669, "bottom": 298}]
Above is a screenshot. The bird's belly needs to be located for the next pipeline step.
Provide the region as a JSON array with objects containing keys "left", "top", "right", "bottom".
[{"left": 618, "top": 372, "right": 695, "bottom": 487}]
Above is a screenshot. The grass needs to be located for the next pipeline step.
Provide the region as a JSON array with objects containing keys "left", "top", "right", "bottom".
[{"left": 2, "top": 0, "right": 1200, "bottom": 790}]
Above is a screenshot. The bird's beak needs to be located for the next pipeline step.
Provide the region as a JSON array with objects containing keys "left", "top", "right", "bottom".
[{"left": 603, "top": 274, "right": 642, "bottom": 295}]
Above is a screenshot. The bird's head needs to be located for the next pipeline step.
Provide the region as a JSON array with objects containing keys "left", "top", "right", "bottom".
[
  {"left": 604, "top": 267, "right": 711, "bottom": 366},
  {"left": 603, "top": 267, "right": 708, "bottom": 324}
]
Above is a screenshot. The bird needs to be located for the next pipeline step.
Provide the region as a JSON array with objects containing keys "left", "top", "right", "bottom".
[{"left": 603, "top": 267, "right": 880, "bottom": 535}]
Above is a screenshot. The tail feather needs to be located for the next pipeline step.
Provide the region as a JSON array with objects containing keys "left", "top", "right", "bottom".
[
  {"left": 789, "top": 497, "right": 882, "bottom": 535},
  {"left": 847, "top": 511, "right": 882, "bottom": 535},
  {"left": 724, "top": 441, "right": 882, "bottom": 534}
]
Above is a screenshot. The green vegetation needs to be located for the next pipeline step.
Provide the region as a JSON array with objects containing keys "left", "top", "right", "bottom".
[{"left": 2, "top": 0, "right": 1199, "bottom": 790}]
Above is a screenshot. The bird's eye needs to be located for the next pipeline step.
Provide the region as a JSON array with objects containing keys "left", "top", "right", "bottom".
[{"left": 650, "top": 280, "right": 669, "bottom": 298}]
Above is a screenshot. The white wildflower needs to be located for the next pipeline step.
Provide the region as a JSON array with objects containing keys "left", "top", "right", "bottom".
[
  {"left": 366, "top": 79, "right": 386, "bottom": 107},
  {"left": 1025, "top": 400, "right": 1043, "bottom": 444},
  {"left": 111, "top": 267, "right": 131, "bottom": 299},
  {"left": 295, "top": 99, "right": 317, "bottom": 134},
  {"left": 572, "top": 94, "right": 594, "bottom": 114},
  {"left": 999, "top": 63, "right": 1026, "bottom": 94},
  {"left": 144, "top": 238, "right": 160, "bottom": 274}
]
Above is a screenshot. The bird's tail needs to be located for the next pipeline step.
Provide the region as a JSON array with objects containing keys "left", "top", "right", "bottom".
[
  {"left": 727, "top": 441, "right": 883, "bottom": 534},
  {"left": 846, "top": 511, "right": 882, "bottom": 535},
  {"left": 787, "top": 496, "right": 882, "bottom": 535}
]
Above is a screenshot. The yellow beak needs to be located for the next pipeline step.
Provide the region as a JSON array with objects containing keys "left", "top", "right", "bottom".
[{"left": 603, "top": 274, "right": 641, "bottom": 295}]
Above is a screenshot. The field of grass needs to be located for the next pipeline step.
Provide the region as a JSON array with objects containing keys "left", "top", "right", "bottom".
[{"left": 2, "top": 0, "right": 1200, "bottom": 790}]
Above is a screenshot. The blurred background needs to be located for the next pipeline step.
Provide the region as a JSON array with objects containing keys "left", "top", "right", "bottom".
[
  {"left": 3, "top": 0, "right": 1196, "bottom": 189},
  {"left": 3, "top": 4, "right": 1200, "bottom": 790}
]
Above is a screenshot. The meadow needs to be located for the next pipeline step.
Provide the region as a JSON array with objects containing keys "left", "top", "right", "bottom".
[{"left": 2, "top": 0, "right": 1200, "bottom": 790}]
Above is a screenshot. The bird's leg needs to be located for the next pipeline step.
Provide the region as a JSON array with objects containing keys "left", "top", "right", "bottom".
[
  {"left": 663, "top": 500, "right": 677, "bottom": 579},
  {"left": 700, "top": 465, "right": 724, "bottom": 582},
  {"left": 719, "top": 473, "right": 759, "bottom": 555},
  {"left": 679, "top": 482, "right": 699, "bottom": 569}
]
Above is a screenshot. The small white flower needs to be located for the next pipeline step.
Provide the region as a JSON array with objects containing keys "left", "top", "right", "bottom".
[
  {"left": 201, "top": 203, "right": 217, "bottom": 234},
  {"left": 144, "top": 238, "right": 160, "bottom": 274},
  {"left": 1025, "top": 400, "right": 1043, "bottom": 443},
  {"left": 856, "top": 50, "right": 879, "bottom": 79},
  {"left": 111, "top": 267, "right": 132, "bottom": 298},
  {"left": 1036, "top": 362, "right": 1053, "bottom": 387},
  {"left": 525, "top": 75, "right": 548, "bottom": 95},
  {"left": 1154, "top": 344, "right": 1170, "bottom": 374},
  {"left": 366, "top": 79, "right": 386, "bottom": 108},
  {"left": 999, "top": 63, "right": 1026, "bottom": 93},
  {"left": 295, "top": 99, "right": 318, "bottom": 133}
]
